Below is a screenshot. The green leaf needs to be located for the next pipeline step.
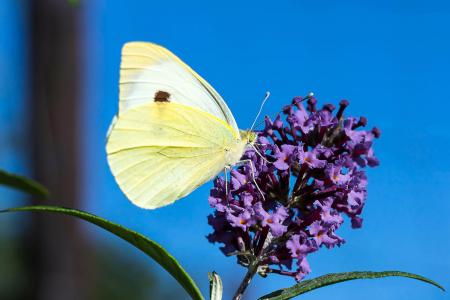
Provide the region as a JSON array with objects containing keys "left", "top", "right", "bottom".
[
  {"left": 68, "top": 0, "right": 80, "bottom": 7},
  {"left": 0, "top": 206, "right": 204, "bottom": 300},
  {"left": 208, "top": 271, "right": 223, "bottom": 300},
  {"left": 258, "top": 271, "right": 445, "bottom": 300},
  {"left": 0, "top": 169, "right": 48, "bottom": 197}
]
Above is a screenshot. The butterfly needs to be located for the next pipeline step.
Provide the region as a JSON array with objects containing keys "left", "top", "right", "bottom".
[{"left": 106, "top": 42, "right": 260, "bottom": 209}]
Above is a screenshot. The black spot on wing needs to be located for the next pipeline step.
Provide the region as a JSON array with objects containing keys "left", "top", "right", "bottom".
[{"left": 154, "top": 91, "right": 171, "bottom": 102}]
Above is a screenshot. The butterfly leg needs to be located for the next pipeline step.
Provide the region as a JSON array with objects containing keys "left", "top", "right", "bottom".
[
  {"left": 249, "top": 143, "right": 270, "bottom": 163},
  {"left": 235, "top": 159, "right": 265, "bottom": 201},
  {"left": 224, "top": 165, "right": 231, "bottom": 205}
]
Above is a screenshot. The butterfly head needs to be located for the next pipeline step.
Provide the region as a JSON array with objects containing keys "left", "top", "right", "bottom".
[{"left": 240, "top": 130, "right": 257, "bottom": 145}]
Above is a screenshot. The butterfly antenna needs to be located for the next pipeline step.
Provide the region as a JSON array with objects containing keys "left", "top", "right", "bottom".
[
  {"left": 252, "top": 91, "right": 315, "bottom": 130},
  {"left": 249, "top": 91, "right": 271, "bottom": 132}
]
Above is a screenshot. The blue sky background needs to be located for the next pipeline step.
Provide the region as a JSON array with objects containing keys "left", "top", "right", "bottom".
[
  {"left": 0, "top": 1, "right": 29, "bottom": 226},
  {"left": 2, "top": 0, "right": 450, "bottom": 299}
]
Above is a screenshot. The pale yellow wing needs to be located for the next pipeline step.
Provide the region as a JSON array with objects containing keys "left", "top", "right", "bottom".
[
  {"left": 106, "top": 102, "right": 238, "bottom": 209},
  {"left": 119, "top": 42, "right": 240, "bottom": 134}
]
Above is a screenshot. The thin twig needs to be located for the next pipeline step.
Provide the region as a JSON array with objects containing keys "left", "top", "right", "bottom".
[{"left": 232, "top": 261, "right": 260, "bottom": 300}]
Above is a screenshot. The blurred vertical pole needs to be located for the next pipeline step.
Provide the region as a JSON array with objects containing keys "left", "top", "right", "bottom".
[{"left": 27, "top": 0, "right": 88, "bottom": 299}]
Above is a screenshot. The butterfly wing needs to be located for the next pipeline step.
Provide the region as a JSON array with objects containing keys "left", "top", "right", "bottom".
[
  {"left": 119, "top": 42, "right": 239, "bottom": 134},
  {"left": 106, "top": 102, "right": 237, "bottom": 209}
]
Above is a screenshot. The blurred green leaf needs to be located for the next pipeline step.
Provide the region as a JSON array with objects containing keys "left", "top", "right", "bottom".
[
  {"left": 0, "top": 169, "right": 48, "bottom": 197},
  {"left": 258, "top": 271, "right": 445, "bottom": 300},
  {"left": 208, "top": 271, "right": 223, "bottom": 300},
  {"left": 68, "top": 0, "right": 80, "bottom": 7},
  {"left": 0, "top": 206, "right": 204, "bottom": 300},
  {"left": 92, "top": 244, "right": 184, "bottom": 300}
]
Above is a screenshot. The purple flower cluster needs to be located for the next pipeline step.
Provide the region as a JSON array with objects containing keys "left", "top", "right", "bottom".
[{"left": 207, "top": 96, "right": 380, "bottom": 281}]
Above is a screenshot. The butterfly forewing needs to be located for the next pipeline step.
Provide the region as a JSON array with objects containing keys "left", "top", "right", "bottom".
[{"left": 119, "top": 42, "right": 239, "bottom": 134}]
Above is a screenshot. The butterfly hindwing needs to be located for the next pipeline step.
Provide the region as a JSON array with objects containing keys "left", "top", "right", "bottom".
[{"left": 106, "top": 102, "right": 236, "bottom": 209}]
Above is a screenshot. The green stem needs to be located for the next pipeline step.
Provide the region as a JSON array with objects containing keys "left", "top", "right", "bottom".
[{"left": 232, "top": 262, "right": 259, "bottom": 300}]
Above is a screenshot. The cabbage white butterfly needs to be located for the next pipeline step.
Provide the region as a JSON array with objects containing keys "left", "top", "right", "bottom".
[{"left": 106, "top": 42, "right": 258, "bottom": 209}]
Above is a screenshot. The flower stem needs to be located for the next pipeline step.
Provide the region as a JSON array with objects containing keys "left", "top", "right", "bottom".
[{"left": 232, "top": 262, "right": 259, "bottom": 300}]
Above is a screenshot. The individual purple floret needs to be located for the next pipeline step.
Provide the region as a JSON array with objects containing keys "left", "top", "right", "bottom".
[{"left": 207, "top": 95, "right": 380, "bottom": 282}]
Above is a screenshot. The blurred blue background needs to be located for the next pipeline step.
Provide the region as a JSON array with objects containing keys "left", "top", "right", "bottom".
[{"left": 2, "top": 0, "right": 449, "bottom": 299}]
